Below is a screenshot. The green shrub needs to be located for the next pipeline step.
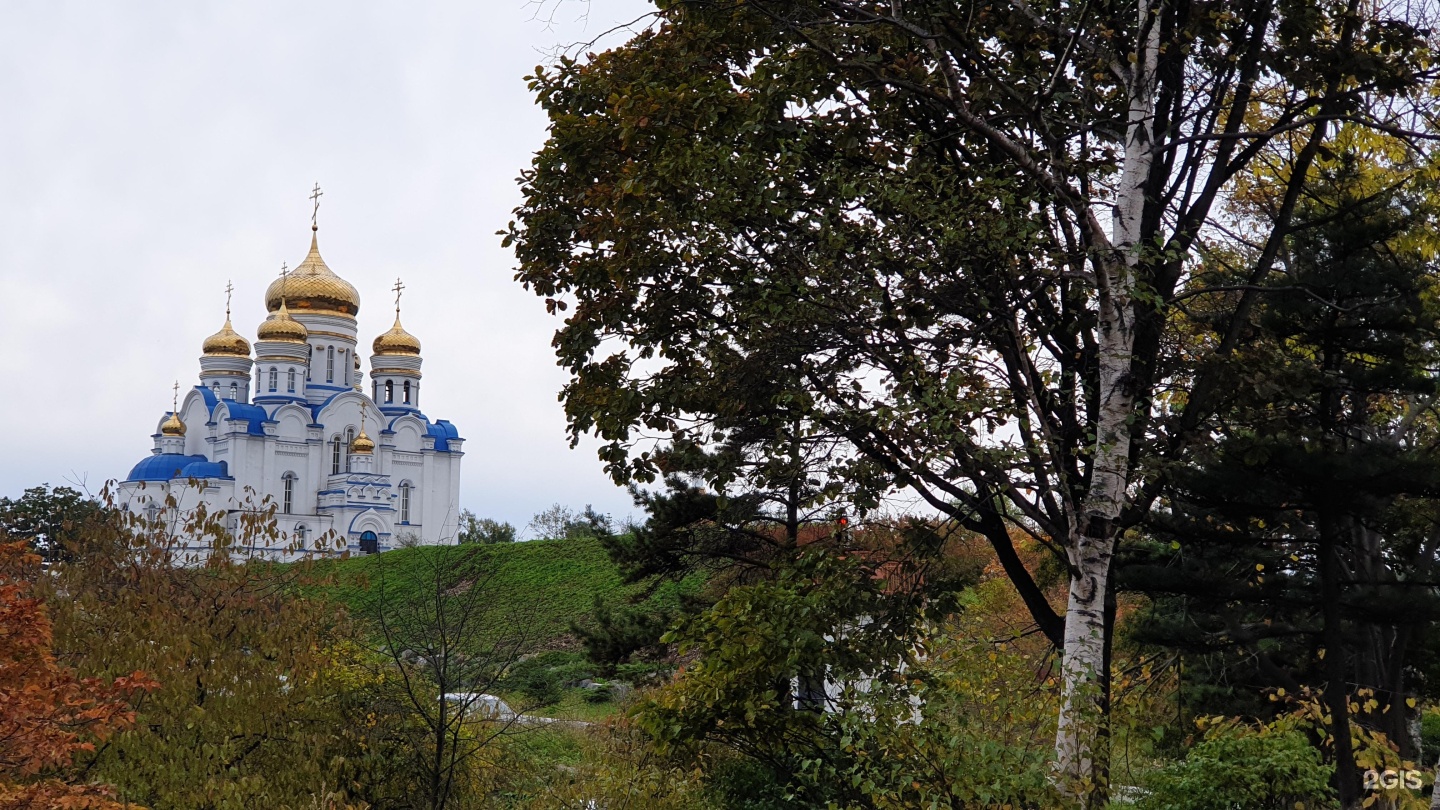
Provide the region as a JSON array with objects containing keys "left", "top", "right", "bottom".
[
  {"left": 1133, "top": 725, "right": 1336, "bottom": 810},
  {"left": 549, "top": 659, "right": 597, "bottom": 686},
  {"left": 505, "top": 651, "right": 597, "bottom": 707},
  {"left": 1422, "top": 709, "right": 1440, "bottom": 767},
  {"left": 615, "top": 661, "right": 674, "bottom": 683},
  {"left": 705, "top": 757, "right": 793, "bottom": 810}
]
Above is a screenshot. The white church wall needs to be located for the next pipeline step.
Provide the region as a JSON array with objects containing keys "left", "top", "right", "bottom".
[{"left": 275, "top": 408, "right": 308, "bottom": 440}]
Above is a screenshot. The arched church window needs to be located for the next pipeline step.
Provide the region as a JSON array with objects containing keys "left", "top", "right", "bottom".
[
  {"left": 287, "top": 368, "right": 296, "bottom": 392},
  {"left": 385, "top": 380, "right": 394, "bottom": 404},
  {"left": 295, "top": 524, "right": 307, "bottom": 545},
  {"left": 326, "top": 347, "right": 335, "bottom": 383},
  {"left": 331, "top": 436, "right": 342, "bottom": 474},
  {"left": 340, "top": 349, "right": 348, "bottom": 384},
  {"left": 403, "top": 380, "right": 411, "bottom": 405},
  {"left": 400, "top": 482, "right": 412, "bottom": 524},
  {"left": 345, "top": 428, "right": 355, "bottom": 473},
  {"left": 211, "top": 382, "right": 219, "bottom": 396},
  {"left": 268, "top": 367, "right": 278, "bottom": 392},
  {"left": 229, "top": 382, "right": 238, "bottom": 401},
  {"left": 282, "top": 473, "right": 295, "bottom": 514}
]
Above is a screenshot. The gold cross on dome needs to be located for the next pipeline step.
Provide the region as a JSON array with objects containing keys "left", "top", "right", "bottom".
[
  {"left": 309, "top": 183, "right": 324, "bottom": 227},
  {"left": 172, "top": 380, "right": 180, "bottom": 410},
  {"left": 392, "top": 277, "right": 405, "bottom": 314},
  {"left": 224, "top": 280, "right": 234, "bottom": 317}
]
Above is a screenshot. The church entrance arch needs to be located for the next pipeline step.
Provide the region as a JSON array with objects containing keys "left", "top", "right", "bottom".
[{"left": 359, "top": 530, "right": 378, "bottom": 555}]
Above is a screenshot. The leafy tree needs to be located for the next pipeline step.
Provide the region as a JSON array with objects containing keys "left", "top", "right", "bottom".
[
  {"left": 0, "top": 485, "right": 105, "bottom": 562},
  {"left": 565, "top": 504, "right": 613, "bottom": 540},
  {"left": 0, "top": 539, "right": 155, "bottom": 810},
  {"left": 508, "top": 0, "right": 1438, "bottom": 798},
  {"left": 526, "top": 503, "right": 614, "bottom": 541},
  {"left": 526, "top": 504, "right": 576, "bottom": 540},
  {"left": 458, "top": 510, "right": 516, "bottom": 545}
]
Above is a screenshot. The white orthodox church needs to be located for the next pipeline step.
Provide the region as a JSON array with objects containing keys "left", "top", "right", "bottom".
[{"left": 119, "top": 213, "right": 463, "bottom": 556}]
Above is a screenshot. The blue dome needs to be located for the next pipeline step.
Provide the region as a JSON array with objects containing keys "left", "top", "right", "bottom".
[{"left": 126, "top": 454, "right": 211, "bottom": 482}]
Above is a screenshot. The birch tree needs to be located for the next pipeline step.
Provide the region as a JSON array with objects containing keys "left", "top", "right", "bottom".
[{"left": 508, "top": 0, "right": 1438, "bottom": 802}]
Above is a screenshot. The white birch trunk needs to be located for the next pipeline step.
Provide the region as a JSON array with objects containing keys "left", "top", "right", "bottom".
[
  {"left": 1052, "top": 0, "right": 1160, "bottom": 800},
  {"left": 1431, "top": 758, "right": 1440, "bottom": 810}
]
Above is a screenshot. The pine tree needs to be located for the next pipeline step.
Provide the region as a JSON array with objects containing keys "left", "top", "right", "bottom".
[{"left": 1121, "top": 153, "right": 1440, "bottom": 798}]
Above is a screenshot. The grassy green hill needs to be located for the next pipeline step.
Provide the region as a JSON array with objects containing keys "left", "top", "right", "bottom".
[{"left": 304, "top": 535, "right": 697, "bottom": 649}]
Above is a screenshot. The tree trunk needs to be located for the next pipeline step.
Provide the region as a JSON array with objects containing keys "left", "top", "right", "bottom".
[
  {"left": 1052, "top": 1, "right": 1157, "bottom": 802},
  {"left": 1430, "top": 750, "right": 1440, "bottom": 810},
  {"left": 1320, "top": 512, "right": 1359, "bottom": 808},
  {"left": 1054, "top": 519, "right": 1120, "bottom": 799},
  {"left": 433, "top": 689, "right": 447, "bottom": 810}
]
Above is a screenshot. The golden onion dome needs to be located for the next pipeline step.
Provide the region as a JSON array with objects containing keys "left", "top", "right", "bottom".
[
  {"left": 372, "top": 314, "right": 422, "bottom": 356},
  {"left": 256, "top": 301, "right": 310, "bottom": 343},
  {"left": 350, "top": 427, "right": 375, "bottom": 455},
  {"left": 202, "top": 317, "right": 251, "bottom": 357},
  {"left": 263, "top": 227, "right": 361, "bottom": 317},
  {"left": 161, "top": 411, "right": 186, "bottom": 437}
]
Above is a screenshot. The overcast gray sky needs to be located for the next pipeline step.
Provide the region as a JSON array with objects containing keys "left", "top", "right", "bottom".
[{"left": 0, "top": 0, "right": 656, "bottom": 532}]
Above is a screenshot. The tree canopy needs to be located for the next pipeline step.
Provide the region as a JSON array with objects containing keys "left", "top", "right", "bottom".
[{"left": 508, "top": 0, "right": 1440, "bottom": 798}]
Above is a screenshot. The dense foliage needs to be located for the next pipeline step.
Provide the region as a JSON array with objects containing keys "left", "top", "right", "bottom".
[
  {"left": 0, "top": 539, "right": 154, "bottom": 810},
  {"left": 0, "top": 485, "right": 105, "bottom": 562}
]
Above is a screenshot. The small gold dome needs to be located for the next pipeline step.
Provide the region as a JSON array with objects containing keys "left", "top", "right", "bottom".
[
  {"left": 202, "top": 317, "right": 251, "bottom": 357},
  {"left": 161, "top": 411, "right": 186, "bottom": 437},
  {"left": 263, "top": 228, "right": 361, "bottom": 317},
  {"left": 350, "top": 428, "right": 375, "bottom": 455},
  {"left": 256, "top": 301, "right": 310, "bottom": 343},
  {"left": 373, "top": 315, "right": 422, "bottom": 356}
]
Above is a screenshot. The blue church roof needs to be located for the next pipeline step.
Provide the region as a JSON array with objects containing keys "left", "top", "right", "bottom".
[
  {"left": 427, "top": 420, "right": 462, "bottom": 452},
  {"left": 179, "top": 459, "right": 230, "bottom": 479},
  {"left": 223, "top": 402, "right": 269, "bottom": 436},
  {"left": 127, "top": 454, "right": 213, "bottom": 482},
  {"left": 195, "top": 386, "right": 267, "bottom": 436}
]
